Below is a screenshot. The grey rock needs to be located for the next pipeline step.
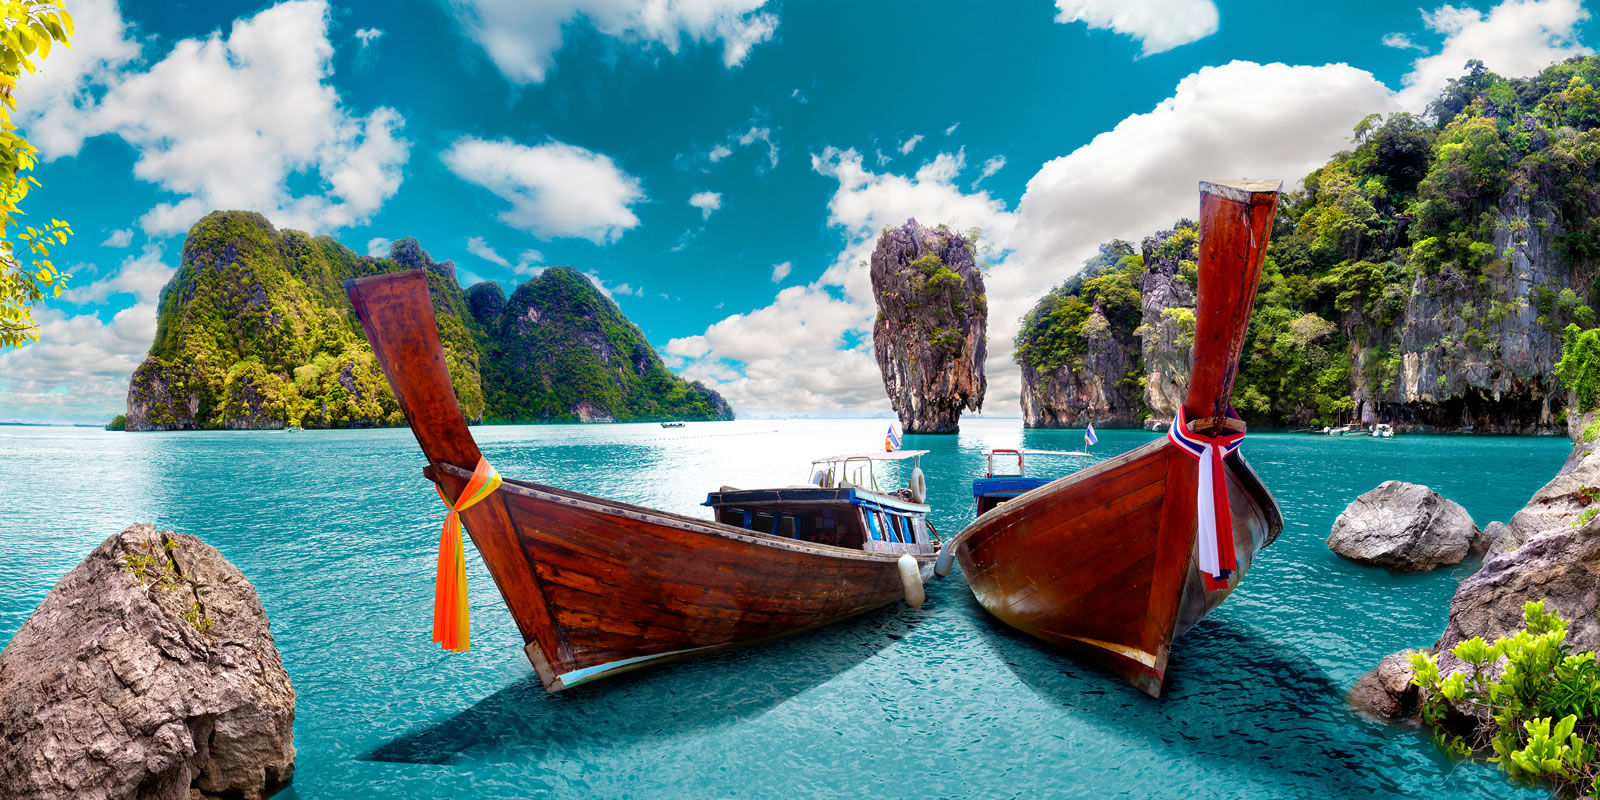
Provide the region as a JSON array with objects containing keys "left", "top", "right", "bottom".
[
  {"left": 870, "top": 219, "right": 987, "bottom": 434},
  {"left": 1487, "top": 446, "right": 1600, "bottom": 561},
  {"left": 1327, "top": 481, "right": 1480, "bottom": 571},
  {"left": 1435, "top": 515, "right": 1600, "bottom": 680},
  {"left": 0, "top": 524, "right": 295, "bottom": 800},
  {"left": 1348, "top": 651, "right": 1420, "bottom": 720},
  {"left": 1476, "top": 521, "right": 1508, "bottom": 557}
]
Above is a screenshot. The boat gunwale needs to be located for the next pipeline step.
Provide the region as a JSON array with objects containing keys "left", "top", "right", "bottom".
[{"left": 436, "top": 461, "right": 939, "bottom": 564}]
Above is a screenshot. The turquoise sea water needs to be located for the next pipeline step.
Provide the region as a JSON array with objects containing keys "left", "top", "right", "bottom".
[{"left": 0, "top": 420, "right": 1572, "bottom": 798}]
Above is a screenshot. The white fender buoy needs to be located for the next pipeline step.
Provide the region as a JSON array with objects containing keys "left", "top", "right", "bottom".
[
  {"left": 898, "top": 553, "right": 925, "bottom": 609},
  {"left": 933, "top": 548, "right": 955, "bottom": 578},
  {"left": 908, "top": 467, "right": 927, "bottom": 504},
  {"left": 811, "top": 469, "right": 830, "bottom": 487}
]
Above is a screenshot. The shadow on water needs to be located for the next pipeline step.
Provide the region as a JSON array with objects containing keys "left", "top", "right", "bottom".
[
  {"left": 364, "top": 606, "right": 922, "bottom": 765},
  {"left": 959, "top": 589, "right": 1411, "bottom": 797}
]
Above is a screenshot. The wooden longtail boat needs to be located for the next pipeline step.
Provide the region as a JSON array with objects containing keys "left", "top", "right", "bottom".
[
  {"left": 935, "top": 180, "right": 1286, "bottom": 697},
  {"left": 346, "top": 270, "right": 938, "bottom": 692}
]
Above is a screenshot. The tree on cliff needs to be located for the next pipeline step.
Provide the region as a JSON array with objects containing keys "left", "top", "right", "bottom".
[{"left": 0, "top": 0, "right": 75, "bottom": 349}]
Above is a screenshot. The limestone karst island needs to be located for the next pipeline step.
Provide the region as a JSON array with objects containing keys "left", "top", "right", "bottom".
[{"left": 8, "top": 2, "right": 1600, "bottom": 799}]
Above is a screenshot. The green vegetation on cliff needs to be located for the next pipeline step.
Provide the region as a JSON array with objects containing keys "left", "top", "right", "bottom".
[
  {"left": 129, "top": 212, "right": 483, "bottom": 430},
  {"left": 126, "top": 212, "right": 729, "bottom": 430},
  {"left": 1021, "top": 56, "right": 1600, "bottom": 430},
  {"left": 474, "top": 267, "right": 731, "bottom": 423},
  {"left": 1015, "top": 240, "right": 1144, "bottom": 373}
]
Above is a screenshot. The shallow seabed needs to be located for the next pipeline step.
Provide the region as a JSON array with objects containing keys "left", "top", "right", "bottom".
[{"left": 0, "top": 420, "right": 1568, "bottom": 798}]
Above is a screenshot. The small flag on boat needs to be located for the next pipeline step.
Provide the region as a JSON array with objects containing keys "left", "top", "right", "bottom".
[
  {"left": 431, "top": 456, "right": 502, "bottom": 652},
  {"left": 886, "top": 424, "right": 901, "bottom": 452},
  {"left": 1085, "top": 422, "right": 1098, "bottom": 447},
  {"left": 1167, "top": 406, "right": 1245, "bottom": 592}
]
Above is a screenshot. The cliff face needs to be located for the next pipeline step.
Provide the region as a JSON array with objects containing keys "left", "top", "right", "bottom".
[
  {"left": 1135, "top": 224, "right": 1198, "bottom": 424},
  {"left": 126, "top": 213, "right": 732, "bottom": 429},
  {"left": 1350, "top": 187, "right": 1571, "bottom": 432},
  {"left": 869, "top": 219, "right": 987, "bottom": 433},
  {"left": 1018, "top": 56, "right": 1600, "bottom": 432},
  {"left": 474, "top": 267, "right": 734, "bottom": 423},
  {"left": 126, "top": 213, "right": 483, "bottom": 431},
  {"left": 1019, "top": 303, "right": 1142, "bottom": 427}
]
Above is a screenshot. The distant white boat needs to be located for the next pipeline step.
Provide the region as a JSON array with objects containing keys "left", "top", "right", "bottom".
[{"left": 1370, "top": 423, "right": 1394, "bottom": 438}]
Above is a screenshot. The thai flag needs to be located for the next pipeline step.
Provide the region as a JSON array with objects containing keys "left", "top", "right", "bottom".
[
  {"left": 1085, "top": 422, "right": 1098, "bottom": 447},
  {"left": 885, "top": 425, "right": 901, "bottom": 452}
]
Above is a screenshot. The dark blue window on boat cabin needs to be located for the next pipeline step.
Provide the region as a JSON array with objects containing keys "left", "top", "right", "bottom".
[{"left": 864, "top": 511, "right": 880, "bottom": 541}]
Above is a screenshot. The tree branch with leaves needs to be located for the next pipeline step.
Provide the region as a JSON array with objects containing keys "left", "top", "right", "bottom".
[{"left": 0, "top": 0, "right": 73, "bottom": 349}]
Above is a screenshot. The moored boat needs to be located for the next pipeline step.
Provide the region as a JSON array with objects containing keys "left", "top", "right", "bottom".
[
  {"left": 935, "top": 180, "right": 1286, "bottom": 697},
  {"left": 660, "top": 421, "right": 685, "bottom": 428},
  {"left": 971, "top": 448, "right": 1092, "bottom": 515},
  {"left": 346, "top": 269, "right": 940, "bottom": 692},
  {"left": 1370, "top": 423, "right": 1394, "bottom": 438},
  {"left": 705, "top": 450, "right": 937, "bottom": 556}
]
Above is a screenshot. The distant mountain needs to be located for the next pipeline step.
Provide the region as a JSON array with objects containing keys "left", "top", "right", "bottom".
[
  {"left": 124, "top": 211, "right": 731, "bottom": 430},
  {"left": 470, "top": 267, "right": 733, "bottom": 423}
]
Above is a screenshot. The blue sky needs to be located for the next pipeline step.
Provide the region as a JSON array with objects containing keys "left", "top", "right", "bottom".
[{"left": 0, "top": 0, "right": 1594, "bottom": 423}]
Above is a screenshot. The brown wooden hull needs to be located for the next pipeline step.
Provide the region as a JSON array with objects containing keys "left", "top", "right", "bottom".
[
  {"left": 443, "top": 463, "right": 935, "bottom": 690},
  {"left": 348, "top": 270, "right": 935, "bottom": 692},
  {"left": 952, "top": 439, "right": 1280, "bottom": 696}
]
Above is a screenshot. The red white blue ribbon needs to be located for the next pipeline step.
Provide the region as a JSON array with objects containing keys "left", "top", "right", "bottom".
[{"left": 1167, "top": 405, "right": 1244, "bottom": 591}]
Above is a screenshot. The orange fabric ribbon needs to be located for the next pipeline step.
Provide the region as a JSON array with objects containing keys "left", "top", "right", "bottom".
[{"left": 432, "top": 457, "right": 501, "bottom": 652}]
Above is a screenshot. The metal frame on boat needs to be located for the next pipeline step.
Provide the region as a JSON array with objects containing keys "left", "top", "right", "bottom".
[
  {"left": 346, "top": 270, "right": 940, "bottom": 692},
  {"left": 937, "top": 180, "right": 1287, "bottom": 697}
]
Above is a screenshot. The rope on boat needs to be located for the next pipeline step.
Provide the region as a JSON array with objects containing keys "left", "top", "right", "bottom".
[{"left": 431, "top": 456, "right": 501, "bottom": 652}]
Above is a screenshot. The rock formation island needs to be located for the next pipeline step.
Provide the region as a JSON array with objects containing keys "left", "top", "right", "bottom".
[{"left": 869, "top": 219, "right": 987, "bottom": 434}]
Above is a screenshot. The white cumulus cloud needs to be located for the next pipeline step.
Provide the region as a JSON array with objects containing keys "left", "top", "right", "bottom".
[
  {"left": 689, "top": 190, "right": 723, "bottom": 219},
  {"left": 101, "top": 228, "right": 134, "bottom": 248},
  {"left": 466, "top": 236, "right": 511, "bottom": 267},
  {"left": 443, "top": 136, "right": 644, "bottom": 243},
  {"left": 771, "top": 260, "right": 791, "bottom": 282},
  {"left": 366, "top": 237, "right": 391, "bottom": 257},
  {"left": 64, "top": 245, "right": 173, "bottom": 306},
  {"left": 1396, "top": 0, "right": 1591, "bottom": 111},
  {"left": 22, "top": 0, "right": 410, "bottom": 237},
  {"left": 898, "top": 134, "right": 923, "bottom": 155},
  {"left": 1055, "top": 0, "right": 1220, "bottom": 56},
  {"left": 449, "top": 0, "right": 778, "bottom": 85}
]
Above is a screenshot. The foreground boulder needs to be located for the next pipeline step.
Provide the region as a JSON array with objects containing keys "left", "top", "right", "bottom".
[
  {"left": 1327, "top": 481, "right": 1483, "bottom": 571},
  {"left": 870, "top": 219, "right": 987, "bottom": 433},
  {"left": 0, "top": 524, "right": 294, "bottom": 800}
]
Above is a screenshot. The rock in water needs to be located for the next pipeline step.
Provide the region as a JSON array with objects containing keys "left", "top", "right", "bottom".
[
  {"left": 870, "top": 219, "right": 987, "bottom": 433},
  {"left": 1347, "top": 651, "right": 1420, "bottom": 720},
  {"left": 1326, "top": 481, "right": 1481, "bottom": 571},
  {"left": 0, "top": 524, "right": 295, "bottom": 800}
]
